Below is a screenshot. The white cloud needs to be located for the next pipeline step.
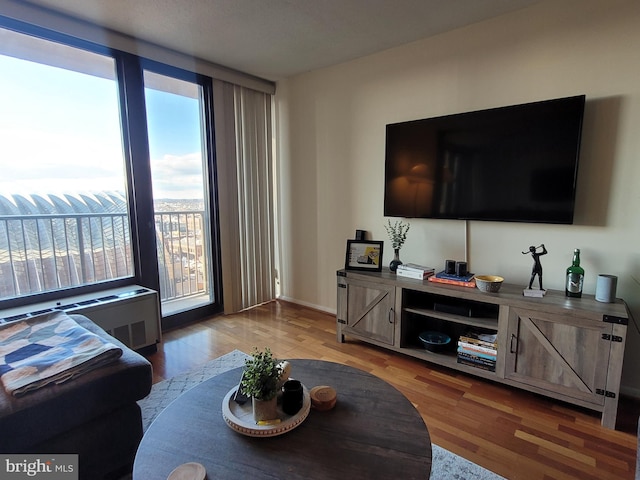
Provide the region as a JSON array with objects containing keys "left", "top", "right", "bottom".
[
  {"left": 150, "top": 153, "right": 205, "bottom": 199},
  {"left": 1, "top": 128, "right": 204, "bottom": 199}
]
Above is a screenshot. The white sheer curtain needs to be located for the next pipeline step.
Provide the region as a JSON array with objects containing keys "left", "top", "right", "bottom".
[{"left": 213, "top": 80, "right": 275, "bottom": 313}]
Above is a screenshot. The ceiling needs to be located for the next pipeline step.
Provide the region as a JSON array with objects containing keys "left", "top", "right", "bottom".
[{"left": 21, "top": 0, "right": 541, "bottom": 81}]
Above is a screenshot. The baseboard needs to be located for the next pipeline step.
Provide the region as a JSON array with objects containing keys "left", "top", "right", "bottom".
[{"left": 276, "top": 295, "right": 336, "bottom": 315}]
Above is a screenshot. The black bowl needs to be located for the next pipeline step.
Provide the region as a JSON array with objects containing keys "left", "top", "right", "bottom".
[{"left": 418, "top": 331, "right": 451, "bottom": 353}]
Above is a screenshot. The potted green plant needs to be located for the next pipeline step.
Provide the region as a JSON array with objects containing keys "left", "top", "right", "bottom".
[
  {"left": 241, "top": 347, "right": 282, "bottom": 422},
  {"left": 384, "top": 219, "right": 410, "bottom": 272}
]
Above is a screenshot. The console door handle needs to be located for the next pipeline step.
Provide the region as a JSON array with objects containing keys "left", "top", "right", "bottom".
[
  {"left": 388, "top": 308, "right": 395, "bottom": 324},
  {"left": 510, "top": 333, "right": 518, "bottom": 353}
]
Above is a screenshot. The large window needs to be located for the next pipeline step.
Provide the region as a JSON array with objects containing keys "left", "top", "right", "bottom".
[
  {"left": 0, "top": 27, "right": 132, "bottom": 300},
  {"left": 144, "top": 70, "right": 216, "bottom": 316},
  {"left": 0, "top": 21, "right": 222, "bottom": 323}
]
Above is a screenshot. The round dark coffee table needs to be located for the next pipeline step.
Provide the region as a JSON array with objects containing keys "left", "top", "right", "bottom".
[{"left": 133, "top": 359, "right": 432, "bottom": 479}]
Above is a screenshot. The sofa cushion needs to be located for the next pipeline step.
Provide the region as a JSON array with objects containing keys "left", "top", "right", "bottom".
[
  {"left": 0, "top": 314, "right": 152, "bottom": 452},
  {"left": 0, "top": 312, "right": 123, "bottom": 397},
  {"left": 30, "top": 402, "right": 144, "bottom": 480}
]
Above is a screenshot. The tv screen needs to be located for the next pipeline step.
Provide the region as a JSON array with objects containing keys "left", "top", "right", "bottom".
[{"left": 384, "top": 95, "right": 585, "bottom": 224}]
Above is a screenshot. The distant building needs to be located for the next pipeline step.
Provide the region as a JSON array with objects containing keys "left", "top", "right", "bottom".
[
  {"left": 0, "top": 192, "right": 207, "bottom": 303},
  {"left": 0, "top": 192, "right": 134, "bottom": 299}
]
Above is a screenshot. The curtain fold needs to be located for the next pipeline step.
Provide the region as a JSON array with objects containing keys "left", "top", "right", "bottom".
[{"left": 214, "top": 80, "right": 275, "bottom": 313}]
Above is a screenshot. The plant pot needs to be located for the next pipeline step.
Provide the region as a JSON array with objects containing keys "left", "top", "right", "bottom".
[
  {"left": 252, "top": 396, "right": 278, "bottom": 422},
  {"left": 389, "top": 248, "right": 403, "bottom": 272}
]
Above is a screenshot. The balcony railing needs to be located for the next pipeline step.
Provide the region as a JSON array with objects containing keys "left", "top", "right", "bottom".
[
  {"left": 154, "top": 211, "right": 208, "bottom": 304},
  {"left": 0, "top": 211, "right": 208, "bottom": 305}
]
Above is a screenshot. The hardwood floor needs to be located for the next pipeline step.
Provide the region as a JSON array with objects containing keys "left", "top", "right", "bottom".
[{"left": 145, "top": 300, "right": 639, "bottom": 480}]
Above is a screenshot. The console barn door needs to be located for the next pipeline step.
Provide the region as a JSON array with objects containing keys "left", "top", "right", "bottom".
[
  {"left": 345, "top": 279, "right": 396, "bottom": 346},
  {"left": 505, "top": 306, "right": 610, "bottom": 406}
]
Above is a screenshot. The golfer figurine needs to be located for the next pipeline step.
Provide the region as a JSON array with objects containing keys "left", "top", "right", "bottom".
[{"left": 523, "top": 244, "right": 547, "bottom": 290}]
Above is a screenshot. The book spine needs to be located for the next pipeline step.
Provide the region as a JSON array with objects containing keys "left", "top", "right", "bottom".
[
  {"left": 457, "top": 346, "right": 497, "bottom": 361},
  {"left": 457, "top": 356, "right": 496, "bottom": 372},
  {"left": 428, "top": 276, "right": 476, "bottom": 288},
  {"left": 458, "top": 336, "right": 498, "bottom": 349},
  {"left": 457, "top": 351, "right": 497, "bottom": 366},
  {"left": 397, "top": 269, "right": 431, "bottom": 279},
  {"left": 435, "top": 270, "right": 475, "bottom": 282},
  {"left": 397, "top": 264, "right": 434, "bottom": 273},
  {"left": 397, "top": 269, "right": 434, "bottom": 277},
  {"left": 457, "top": 341, "right": 497, "bottom": 354}
]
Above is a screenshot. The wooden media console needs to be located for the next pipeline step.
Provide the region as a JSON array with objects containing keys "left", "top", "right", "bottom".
[{"left": 336, "top": 269, "right": 629, "bottom": 429}]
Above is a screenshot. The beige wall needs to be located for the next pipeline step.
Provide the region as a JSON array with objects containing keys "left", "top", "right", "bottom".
[{"left": 275, "top": 0, "right": 640, "bottom": 395}]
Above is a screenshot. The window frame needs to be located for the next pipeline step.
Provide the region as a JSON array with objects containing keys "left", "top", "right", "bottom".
[
  {"left": 139, "top": 59, "right": 224, "bottom": 328},
  {"left": 0, "top": 16, "right": 223, "bottom": 325}
]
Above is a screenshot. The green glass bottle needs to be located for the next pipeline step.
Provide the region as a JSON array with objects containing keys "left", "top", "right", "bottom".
[{"left": 565, "top": 248, "right": 584, "bottom": 298}]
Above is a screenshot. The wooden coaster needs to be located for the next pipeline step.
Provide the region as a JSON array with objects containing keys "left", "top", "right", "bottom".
[
  {"left": 310, "top": 385, "right": 337, "bottom": 411},
  {"left": 167, "top": 462, "right": 206, "bottom": 480}
]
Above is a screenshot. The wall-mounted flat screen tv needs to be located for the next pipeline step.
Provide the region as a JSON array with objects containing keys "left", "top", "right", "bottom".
[{"left": 384, "top": 95, "right": 586, "bottom": 224}]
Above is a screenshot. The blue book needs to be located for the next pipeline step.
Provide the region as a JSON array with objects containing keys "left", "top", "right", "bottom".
[{"left": 435, "top": 270, "right": 475, "bottom": 282}]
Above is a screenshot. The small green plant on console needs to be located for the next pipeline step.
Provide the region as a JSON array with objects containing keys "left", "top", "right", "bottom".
[{"left": 241, "top": 347, "right": 282, "bottom": 401}]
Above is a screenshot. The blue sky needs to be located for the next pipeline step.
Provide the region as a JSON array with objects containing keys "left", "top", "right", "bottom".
[
  {"left": 0, "top": 53, "right": 205, "bottom": 200},
  {"left": 145, "top": 88, "right": 201, "bottom": 156}
]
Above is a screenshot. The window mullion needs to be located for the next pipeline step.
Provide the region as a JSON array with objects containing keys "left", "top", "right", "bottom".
[{"left": 116, "top": 54, "right": 160, "bottom": 294}]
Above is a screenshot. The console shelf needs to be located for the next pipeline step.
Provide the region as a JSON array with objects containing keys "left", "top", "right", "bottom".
[
  {"left": 403, "top": 307, "right": 498, "bottom": 330},
  {"left": 401, "top": 347, "right": 500, "bottom": 381},
  {"left": 336, "top": 268, "right": 629, "bottom": 429}
]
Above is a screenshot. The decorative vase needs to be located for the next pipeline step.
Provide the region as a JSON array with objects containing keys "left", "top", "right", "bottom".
[
  {"left": 282, "top": 379, "right": 304, "bottom": 415},
  {"left": 252, "top": 396, "right": 278, "bottom": 422},
  {"left": 389, "top": 248, "right": 403, "bottom": 272}
]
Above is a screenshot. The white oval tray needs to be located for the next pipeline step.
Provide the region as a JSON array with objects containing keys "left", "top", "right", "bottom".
[{"left": 222, "top": 385, "right": 311, "bottom": 437}]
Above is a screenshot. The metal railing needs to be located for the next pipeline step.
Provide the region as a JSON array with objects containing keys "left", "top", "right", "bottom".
[
  {"left": 0, "top": 211, "right": 208, "bottom": 303},
  {"left": 154, "top": 210, "right": 209, "bottom": 303}
]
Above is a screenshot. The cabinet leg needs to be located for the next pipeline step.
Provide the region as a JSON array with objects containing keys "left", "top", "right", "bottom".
[{"left": 601, "top": 398, "right": 618, "bottom": 429}]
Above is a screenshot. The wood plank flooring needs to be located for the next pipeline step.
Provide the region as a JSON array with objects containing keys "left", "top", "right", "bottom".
[{"left": 145, "top": 300, "right": 639, "bottom": 480}]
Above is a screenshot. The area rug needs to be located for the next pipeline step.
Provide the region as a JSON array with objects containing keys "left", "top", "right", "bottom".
[{"left": 138, "top": 350, "right": 505, "bottom": 480}]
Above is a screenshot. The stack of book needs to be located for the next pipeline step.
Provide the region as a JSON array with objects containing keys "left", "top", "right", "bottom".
[
  {"left": 396, "top": 263, "right": 435, "bottom": 280},
  {"left": 456, "top": 330, "right": 497, "bottom": 372},
  {"left": 427, "top": 270, "right": 476, "bottom": 287}
]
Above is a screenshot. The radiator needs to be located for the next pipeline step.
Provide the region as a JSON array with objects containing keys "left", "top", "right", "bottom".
[{"left": 0, "top": 285, "right": 162, "bottom": 351}]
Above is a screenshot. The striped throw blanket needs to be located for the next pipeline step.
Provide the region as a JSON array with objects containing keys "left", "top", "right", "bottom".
[{"left": 0, "top": 311, "right": 122, "bottom": 397}]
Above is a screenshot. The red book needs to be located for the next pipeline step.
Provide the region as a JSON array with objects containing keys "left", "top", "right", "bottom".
[{"left": 427, "top": 276, "right": 476, "bottom": 288}]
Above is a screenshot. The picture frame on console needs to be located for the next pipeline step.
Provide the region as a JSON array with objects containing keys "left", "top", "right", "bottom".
[{"left": 345, "top": 240, "right": 384, "bottom": 272}]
